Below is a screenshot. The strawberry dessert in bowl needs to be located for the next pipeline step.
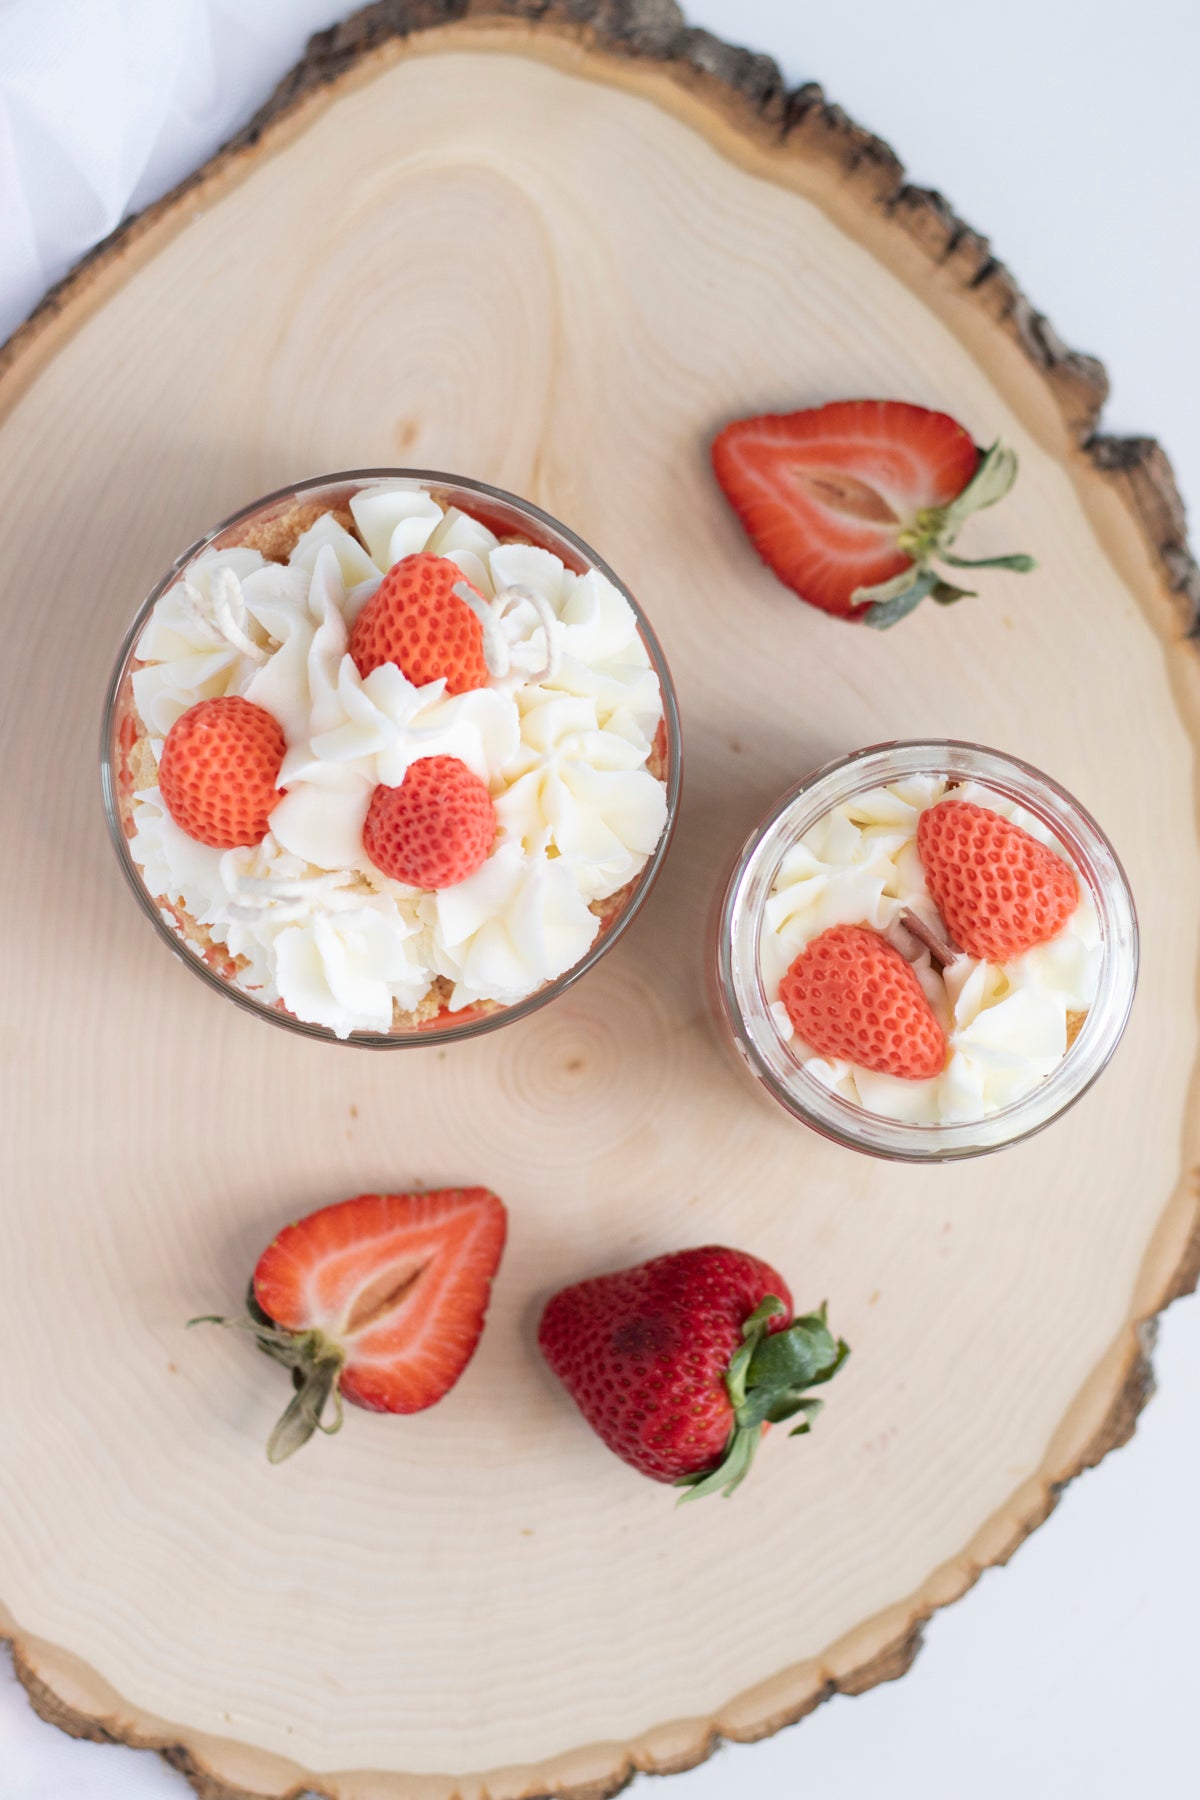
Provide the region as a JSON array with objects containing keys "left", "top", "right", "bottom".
[
  {"left": 715, "top": 742, "right": 1137, "bottom": 1160},
  {"left": 102, "top": 471, "right": 680, "bottom": 1044}
]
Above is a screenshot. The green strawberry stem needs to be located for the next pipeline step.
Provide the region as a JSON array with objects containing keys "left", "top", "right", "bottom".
[
  {"left": 188, "top": 1291, "right": 347, "bottom": 1465},
  {"left": 852, "top": 440, "right": 1035, "bottom": 629},
  {"left": 676, "top": 1298, "right": 850, "bottom": 1504}
]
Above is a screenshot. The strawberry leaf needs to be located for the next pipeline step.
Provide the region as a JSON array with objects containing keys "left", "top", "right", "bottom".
[
  {"left": 939, "top": 440, "right": 1019, "bottom": 528},
  {"left": 675, "top": 1426, "right": 759, "bottom": 1503},
  {"left": 266, "top": 1357, "right": 345, "bottom": 1465},
  {"left": 747, "top": 1312, "right": 837, "bottom": 1389},
  {"left": 930, "top": 579, "right": 974, "bottom": 605},
  {"left": 677, "top": 1299, "right": 849, "bottom": 1504},
  {"left": 189, "top": 1298, "right": 347, "bottom": 1462},
  {"left": 860, "top": 574, "right": 939, "bottom": 629},
  {"left": 849, "top": 564, "right": 926, "bottom": 610},
  {"left": 764, "top": 1391, "right": 820, "bottom": 1427},
  {"left": 941, "top": 549, "right": 1036, "bottom": 572}
]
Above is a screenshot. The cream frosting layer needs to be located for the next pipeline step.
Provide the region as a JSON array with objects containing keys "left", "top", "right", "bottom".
[
  {"left": 127, "top": 486, "right": 667, "bottom": 1036},
  {"left": 759, "top": 775, "right": 1101, "bottom": 1124}
]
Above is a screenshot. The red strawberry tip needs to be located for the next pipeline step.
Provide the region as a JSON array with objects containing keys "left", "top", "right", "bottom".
[
  {"left": 189, "top": 1283, "right": 349, "bottom": 1463},
  {"left": 856, "top": 439, "right": 1035, "bottom": 629},
  {"left": 676, "top": 1297, "right": 850, "bottom": 1504}
]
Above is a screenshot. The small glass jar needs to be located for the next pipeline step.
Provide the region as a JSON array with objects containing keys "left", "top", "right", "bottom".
[
  {"left": 714, "top": 741, "right": 1138, "bottom": 1161},
  {"left": 101, "top": 469, "right": 681, "bottom": 1048}
]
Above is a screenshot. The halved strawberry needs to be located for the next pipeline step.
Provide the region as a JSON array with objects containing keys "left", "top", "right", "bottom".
[
  {"left": 193, "top": 1189, "right": 507, "bottom": 1462},
  {"left": 349, "top": 552, "right": 490, "bottom": 693},
  {"left": 712, "top": 400, "right": 1034, "bottom": 626},
  {"left": 362, "top": 755, "right": 496, "bottom": 889},
  {"left": 780, "top": 923, "right": 947, "bottom": 1079},
  {"left": 158, "top": 695, "right": 286, "bottom": 848},
  {"left": 917, "top": 799, "right": 1079, "bottom": 962}
]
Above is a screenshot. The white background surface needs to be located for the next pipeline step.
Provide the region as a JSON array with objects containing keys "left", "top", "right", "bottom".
[{"left": 1, "top": 1, "right": 1197, "bottom": 1795}]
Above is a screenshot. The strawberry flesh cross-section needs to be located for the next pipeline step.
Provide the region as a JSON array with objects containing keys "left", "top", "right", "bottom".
[
  {"left": 192, "top": 1189, "right": 508, "bottom": 1461},
  {"left": 711, "top": 399, "right": 1035, "bottom": 626}
]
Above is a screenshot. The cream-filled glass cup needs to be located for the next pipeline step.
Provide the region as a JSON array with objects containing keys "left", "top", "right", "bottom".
[
  {"left": 102, "top": 470, "right": 680, "bottom": 1046},
  {"left": 715, "top": 741, "right": 1137, "bottom": 1160}
]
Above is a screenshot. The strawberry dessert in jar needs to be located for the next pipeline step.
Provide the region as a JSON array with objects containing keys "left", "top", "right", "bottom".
[
  {"left": 715, "top": 742, "right": 1137, "bottom": 1160},
  {"left": 102, "top": 471, "right": 680, "bottom": 1044}
]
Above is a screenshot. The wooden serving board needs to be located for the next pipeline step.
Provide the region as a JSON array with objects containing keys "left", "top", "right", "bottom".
[{"left": 2, "top": 5, "right": 1199, "bottom": 1798}]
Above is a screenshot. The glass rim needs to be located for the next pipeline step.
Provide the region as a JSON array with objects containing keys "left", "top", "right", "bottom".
[
  {"left": 100, "top": 467, "right": 683, "bottom": 1049},
  {"left": 716, "top": 739, "right": 1139, "bottom": 1161}
]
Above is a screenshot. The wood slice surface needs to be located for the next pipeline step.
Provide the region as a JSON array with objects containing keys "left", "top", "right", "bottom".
[{"left": 2, "top": 5, "right": 1199, "bottom": 1797}]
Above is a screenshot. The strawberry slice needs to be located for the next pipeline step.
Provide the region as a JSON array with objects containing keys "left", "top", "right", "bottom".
[
  {"left": 780, "top": 923, "right": 947, "bottom": 1079},
  {"left": 917, "top": 799, "right": 1079, "bottom": 962},
  {"left": 362, "top": 754, "right": 496, "bottom": 889},
  {"left": 349, "top": 552, "right": 491, "bottom": 693},
  {"left": 194, "top": 1189, "right": 507, "bottom": 1462},
  {"left": 712, "top": 400, "right": 1034, "bottom": 626},
  {"left": 158, "top": 695, "right": 286, "bottom": 848}
]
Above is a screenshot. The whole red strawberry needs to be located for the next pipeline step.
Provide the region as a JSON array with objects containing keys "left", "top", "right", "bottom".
[
  {"left": 538, "top": 1246, "right": 848, "bottom": 1501},
  {"left": 363, "top": 755, "right": 496, "bottom": 888},
  {"left": 918, "top": 799, "right": 1079, "bottom": 962},
  {"left": 350, "top": 551, "right": 490, "bottom": 693},
  {"left": 158, "top": 694, "right": 286, "bottom": 848},
  {"left": 780, "top": 924, "right": 947, "bottom": 1079},
  {"left": 193, "top": 1188, "right": 507, "bottom": 1462},
  {"left": 712, "top": 400, "right": 1034, "bottom": 627}
]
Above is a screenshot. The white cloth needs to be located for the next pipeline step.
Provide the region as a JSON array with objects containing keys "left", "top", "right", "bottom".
[{"left": 0, "top": 0, "right": 351, "bottom": 343}]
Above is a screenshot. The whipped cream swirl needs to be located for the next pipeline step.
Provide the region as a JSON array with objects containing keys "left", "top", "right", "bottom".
[
  {"left": 127, "top": 485, "right": 668, "bottom": 1036},
  {"left": 759, "top": 776, "right": 1101, "bottom": 1123}
]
